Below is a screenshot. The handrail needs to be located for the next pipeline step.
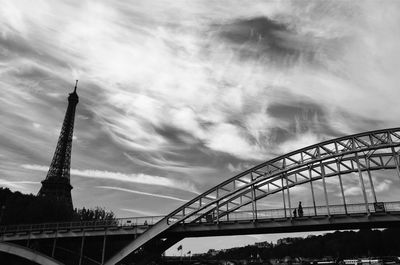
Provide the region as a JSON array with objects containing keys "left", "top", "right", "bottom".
[
  {"left": 1, "top": 201, "right": 399, "bottom": 235},
  {"left": 0, "top": 215, "right": 164, "bottom": 234}
]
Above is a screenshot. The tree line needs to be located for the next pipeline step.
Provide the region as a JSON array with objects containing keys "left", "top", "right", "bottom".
[
  {"left": 0, "top": 187, "right": 115, "bottom": 225},
  {"left": 213, "top": 228, "right": 400, "bottom": 260}
]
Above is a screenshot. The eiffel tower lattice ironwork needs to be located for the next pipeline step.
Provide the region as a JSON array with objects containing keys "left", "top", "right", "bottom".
[{"left": 37, "top": 80, "right": 79, "bottom": 211}]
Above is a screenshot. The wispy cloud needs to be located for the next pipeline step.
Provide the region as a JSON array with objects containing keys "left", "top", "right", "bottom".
[
  {"left": 340, "top": 174, "right": 393, "bottom": 197},
  {"left": 279, "top": 131, "right": 320, "bottom": 154},
  {"left": 375, "top": 179, "right": 392, "bottom": 193},
  {"left": 123, "top": 152, "right": 214, "bottom": 175},
  {"left": 21, "top": 164, "right": 199, "bottom": 194},
  {"left": 3, "top": 0, "right": 400, "bottom": 167},
  {"left": 96, "top": 186, "right": 187, "bottom": 202},
  {"left": 119, "top": 208, "right": 163, "bottom": 217},
  {"left": 0, "top": 179, "right": 40, "bottom": 193}
]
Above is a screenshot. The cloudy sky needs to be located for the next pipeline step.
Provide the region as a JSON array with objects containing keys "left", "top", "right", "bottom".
[{"left": 1, "top": 0, "right": 400, "bottom": 255}]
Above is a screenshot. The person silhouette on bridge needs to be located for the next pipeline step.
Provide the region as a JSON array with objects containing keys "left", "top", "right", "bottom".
[
  {"left": 293, "top": 208, "right": 297, "bottom": 218},
  {"left": 298, "top": 201, "right": 303, "bottom": 217}
]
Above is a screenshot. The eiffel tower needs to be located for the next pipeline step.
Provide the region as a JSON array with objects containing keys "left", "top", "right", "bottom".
[{"left": 37, "top": 80, "right": 79, "bottom": 211}]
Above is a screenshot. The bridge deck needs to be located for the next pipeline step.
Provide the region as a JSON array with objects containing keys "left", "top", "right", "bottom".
[{"left": 1, "top": 201, "right": 399, "bottom": 242}]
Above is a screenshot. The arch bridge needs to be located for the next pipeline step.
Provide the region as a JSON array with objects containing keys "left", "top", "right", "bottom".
[{"left": 1, "top": 128, "right": 400, "bottom": 265}]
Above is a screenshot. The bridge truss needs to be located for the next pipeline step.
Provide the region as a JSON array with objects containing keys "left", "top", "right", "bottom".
[{"left": 106, "top": 128, "right": 400, "bottom": 264}]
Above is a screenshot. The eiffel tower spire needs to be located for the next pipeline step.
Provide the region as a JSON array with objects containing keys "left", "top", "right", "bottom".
[{"left": 38, "top": 80, "right": 79, "bottom": 211}]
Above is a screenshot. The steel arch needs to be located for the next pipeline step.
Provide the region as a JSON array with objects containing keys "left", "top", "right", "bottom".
[
  {"left": 0, "top": 242, "right": 64, "bottom": 265},
  {"left": 106, "top": 127, "right": 400, "bottom": 265}
]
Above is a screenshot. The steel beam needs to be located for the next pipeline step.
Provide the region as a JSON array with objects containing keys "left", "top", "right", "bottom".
[
  {"left": 281, "top": 178, "right": 287, "bottom": 218},
  {"left": 320, "top": 161, "right": 330, "bottom": 216},
  {"left": 355, "top": 153, "right": 370, "bottom": 213},
  {"left": 78, "top": 231, "right": 85, "bottom": 265},
  {"left": 309, "top": 167, "right": 317, "bottom": 216},
  {"left": 337, "top": 161, "right": 347, "bottom": 214}
]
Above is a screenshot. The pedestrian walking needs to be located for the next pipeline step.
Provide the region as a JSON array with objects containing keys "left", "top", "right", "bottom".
[{"left": 298, "top": 201, "right": 303, "bottom": 217}]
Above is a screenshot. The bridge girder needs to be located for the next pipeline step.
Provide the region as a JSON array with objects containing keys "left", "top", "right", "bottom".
[
  {"left": 169, "top": 128, "right": 400, "bottom": 224},
  {"left": 105, "top": 127, "right": 400, "bottom": 264}
]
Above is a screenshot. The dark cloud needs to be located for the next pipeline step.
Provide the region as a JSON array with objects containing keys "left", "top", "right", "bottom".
[
  {"left": 219, "top": 17, "right": 288, "bottom": 45},
  {"left": 144, "top": 125, "right": 225, "bottom": 165},
  {"left": 154, "top": 125, "right": 200, "bottom": 146},
  {"left": 216, "top": 17, "right": 316, "bottom": 64},
  {"left": 0, "top": 34, "right": 37, "bottom": 60},
  {"left": 0, "top": 34, "right": 70, "bottom": 70},
  {"left": 266, "top": 94, "right": 340, "bottom": 143},
  {"left": 268, "top": 99, "right": 325, "bottom": 127}
]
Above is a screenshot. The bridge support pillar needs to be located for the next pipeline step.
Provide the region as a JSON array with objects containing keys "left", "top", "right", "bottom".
[
  {"left": 250, "top": 173, "right": 257, "bottom": 222},
  {"left": 285, "top": 176, "right": 292, "bottom": 219},
  {"left": 52, "top": 236, "right": 57, "bottom": 257},
  {"left": 309, "top": 167, "right": 317, "bottom": 216},
  {"left": 281, "top": 178, "right": 287, "bottom": 218},
  {"left": 337, "top": 161, "right": 348, "bottom": 214},
  {"left": 26, "top": 228, "right": 31, "bottom": 247},
  {"left": 101, "top": 231, "right": 107, "bottom": 264},
  {"left": 320, "top": 161, "right": 330, "bottom": 216},
  {"left": 355, "top": 153, "right": 370, "bottom": 214},
  {"left": 216, "top": 189, "right": 220, "bottom": 224},
  {"left": 391, "top": 146, "right": 400, "bottom": 180},
  {"left": 365, "top": 158, "right": 377, "bottom": 203},
  {"left": 78, "top": 231, "right": 85, "bottom": 265}
]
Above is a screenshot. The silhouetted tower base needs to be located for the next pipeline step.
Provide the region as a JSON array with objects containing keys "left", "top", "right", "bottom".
[
  {"left": 38, "top": 178, "right": 73, "bottom": 209},
  {"left": 38, "top": 81, "right": 79, "bottom": 212}
]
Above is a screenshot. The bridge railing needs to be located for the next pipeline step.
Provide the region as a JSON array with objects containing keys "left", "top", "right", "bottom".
[
  {"left": 180, "top": 201, "right": 400, "bottom": 223},
  {"left": 0, "top": 215, "right": 165, "bottom": 235},
  {"left": 1, "top": 201, "right": 399, "bottom": 235}
]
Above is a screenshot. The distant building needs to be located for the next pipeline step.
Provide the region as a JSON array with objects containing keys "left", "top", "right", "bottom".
[
  {"left": 255, "top": 241, "right": 273, "bottom": 248},
  {"left": 276, "top": 237, "right": 302, "bottom": 246}
]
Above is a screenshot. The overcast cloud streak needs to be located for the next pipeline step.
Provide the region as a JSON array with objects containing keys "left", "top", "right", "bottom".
[
  {"left": 21, "top": 164, "right": 199, "bottom": 194},
  {"left": 96, "top": 186, "right": 187, "bottom": 203}
]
